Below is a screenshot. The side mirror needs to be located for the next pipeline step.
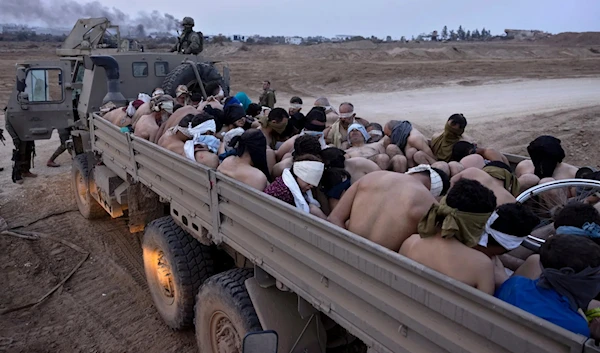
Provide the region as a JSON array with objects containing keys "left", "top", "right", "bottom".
[{"left": 243, "top": 330, "right": 278, "bottom": 353}]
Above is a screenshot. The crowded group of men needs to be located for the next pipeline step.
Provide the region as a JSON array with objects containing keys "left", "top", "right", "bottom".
[{"left": 102, "top": 79, "right": 600, "bottom": 340}]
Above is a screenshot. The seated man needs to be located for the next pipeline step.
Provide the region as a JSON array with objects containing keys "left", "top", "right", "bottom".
[
  {"left": 131, "top": 88, "right": 163, "bottom": 129},
  {"left": 400, "top": 179, "right": 498, "bottom": 293},
  {"left": 324, "top": 102, "right": 357, "bottom": 148},
  {"left": 516, "top": 135, "right": 578, "bottom": 191},
  {"left": 175, "top": 85, "right": 190, "bottom": 106},
  {"left": 383, "top": 120, "right": 437, "bottom": 168},
  {"left": 450, "top": 167, "right": 517, "bottom": 206},
  {"left": 319, "top": 167, "right": 352, "bottom": 213},
  {"left": 275, "top": 106, "right": 328, "bottom": 164},
  {"left": 134, "top": 95, "right": 174, "bottom": 142},
  {"left": 430, "top": 113, "right": 468, "bottom": 162},
  {"left": 345, "top": 123, "right": 400, "bottom": 171},
  {"left": 366, "top": 123, "right": 384, "bottom": 143},
  {"left": 155, "top": 105, "right": 200, "bottom": 142},
  {"left": 321, "top": 147, "right": 380, "bottom": 185},
  {"left": 264, "top": 154, "right": 327, "bottom": 219},
  {"left": 314, "top": 97, "right": 339, "bottom": 126},
  {"left": 217, "top": 129, "right": 272, "bottom": 191},
  {"left": 495, "top": 234, "right": 600, "bottom": 337},
  {"left": 327, "top": 171, "right": 437, "bottom": 252},
  {"left": 288, "top": 96, "right": 306, "bottom": 131},
  {"left": 450, "top": 141, "right": 510, "bottom": 169},
  {"left": 158, "top": 113, "right": 220, "bottom": 168},
  {"left": 405, "top": 164, "right": 451, "bottom": 200}
]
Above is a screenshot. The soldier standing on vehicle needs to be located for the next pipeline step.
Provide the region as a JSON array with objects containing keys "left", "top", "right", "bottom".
[
  {"left": 259, "top": 80, "right": 276, "bottom": 108},
  {"left": 170, "top": 17, "right": 203, "bottom": 55}
]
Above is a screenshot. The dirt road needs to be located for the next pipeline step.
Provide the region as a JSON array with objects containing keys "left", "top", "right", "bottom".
[{"left": 1, "top": 39, "right": 599, "bottom": 352}]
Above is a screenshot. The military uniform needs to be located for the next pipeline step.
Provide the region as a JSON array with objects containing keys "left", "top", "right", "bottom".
[
  {"left": 5, "top": 117, "right": 35, "bottom": 184},
  {"left": 170, "top": 17, "right": 204, "bottom": 55},
  {"left": 259, "top": 89, "right": 276, "bottom": 108}
]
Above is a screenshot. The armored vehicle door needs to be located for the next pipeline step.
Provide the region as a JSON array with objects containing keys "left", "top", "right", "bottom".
[{"left": 5, "top": 60, "right": 75, "bottom": 141}]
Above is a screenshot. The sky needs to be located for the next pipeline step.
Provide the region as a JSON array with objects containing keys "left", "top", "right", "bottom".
[{"left": 2, "top": 0, "right": 599, "bottom": 38}]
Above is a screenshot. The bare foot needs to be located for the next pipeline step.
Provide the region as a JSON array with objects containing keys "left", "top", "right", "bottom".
[{"left": 47, "top": 161, "right": 60, "bottom": 167}]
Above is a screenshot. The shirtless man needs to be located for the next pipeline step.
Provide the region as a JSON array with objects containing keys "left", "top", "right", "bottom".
[
  {"left": 401, "top": 179, "right": 513, "bottom": 295},
  {"left": 158, "top": 113, "right": 220, "bottom": 168},
  {"left": 314, "top": 97, "right": 339, "bottom": 126},
  {"left": 321, "top": 147, "right": 380, "bottom": 184},
  {"left": 217, "top": 129, "right": 271, "bottom": 191},
  {"left": 132, "top": 88, "right": 163, "bottom": 129},
  {"left": 134, "top": 95, "right": 174, "bottom": 142},
  {"left": 450, "top": 167, "right": 517, "bottom": 206},
  {"left": 383, "top": 120, "right": 437, "bottom": 168},
  {"left": 175, "top": 85, "right": 190, "bottom": 106},
  {"left": 345, "top": 123, "right": 397, "bottom": 171},
  {"left": 516, "top": 135, "right": 578, "bottom": 191},
  {"left": 327, "top": 171, "right": 437, "bottom": 252},
  {"left": 366, "top": 123, "right": 384, "bottom": 143},
  {"left": 430, "top": 113, "right": 470, "bottom": 162}
]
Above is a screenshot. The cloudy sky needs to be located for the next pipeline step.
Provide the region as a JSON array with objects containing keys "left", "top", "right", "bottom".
[{"left": 2, "top": 0, "right": 599, "bottom": 38}]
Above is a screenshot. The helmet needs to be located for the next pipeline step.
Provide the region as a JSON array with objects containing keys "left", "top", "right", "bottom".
[{"left": 182, "top": 17, "right": 195, "bottom": 27}]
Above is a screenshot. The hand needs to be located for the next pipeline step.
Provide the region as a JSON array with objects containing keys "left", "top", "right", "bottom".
[
  {"left": 493, "top": 256, "right": 510, "bottom": 287},
  {"left": 590, "top": 318, "right": 600, "bottom": 342}
]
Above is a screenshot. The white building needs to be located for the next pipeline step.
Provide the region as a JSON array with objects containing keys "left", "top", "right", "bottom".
[
  {"left": 229, "top": 34, "right": 246, "bottom": 42},
  {"left": 333, "top": 34, "right": 353, "bottom": 42},
  {"left": 285, "top": 36, "right": 303, "bottom": 45}
]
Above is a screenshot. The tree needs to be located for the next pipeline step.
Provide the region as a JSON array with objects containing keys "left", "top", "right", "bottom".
[
  {"left": 473, "top": 29, "right": 481, "bottom": 40},
  {"left": 466, "top": 30, "right": 471, "bottom": 41},
  {"left": 481, "top": 28, "right": 489, "bottom": 39},
  {"left": 441, "top": 25, "right": 448, "bottom": 40},
  {"left": 400, "top": 36, "right": 406, "bottom": 42},
  {"left": 386, "top": 35, "right": 392, "bottom": 42},
  {"left": 457, "top": 25, "right": 466, "bottom": 41},
  {"left": 449, "top": 30, "right": 457, "bottom": 41}
]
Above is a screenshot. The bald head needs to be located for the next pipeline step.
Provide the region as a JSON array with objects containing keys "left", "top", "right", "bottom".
[
  {"left": 314, "top": 97, "right": 331, "bottom": 107},
  {"left": 339, "top": 102, "right": 354, "bottom": 115}
]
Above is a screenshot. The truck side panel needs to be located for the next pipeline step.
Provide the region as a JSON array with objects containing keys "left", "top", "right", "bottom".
[{"left": 88, "top": 113, "right": 593, "bottom": 353}]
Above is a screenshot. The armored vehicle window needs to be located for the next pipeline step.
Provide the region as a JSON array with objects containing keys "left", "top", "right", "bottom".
[
  {"left": 133, "top": 62, "right": 148, "bottom": 77},
  {"left": 155, "top": 62, "right": 169, "bottom": 77},
  {"left": 24, "top": 68, "right": 63, "bottom": 102}
]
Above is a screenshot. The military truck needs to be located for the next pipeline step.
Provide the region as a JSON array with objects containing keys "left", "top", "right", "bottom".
[{"left": 5, "top": 18, "right": 600, "bottom": 353}]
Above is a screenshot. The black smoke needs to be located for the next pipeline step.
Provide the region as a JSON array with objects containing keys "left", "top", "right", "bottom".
[{"left": 0, "top": 0, "right": 180, "bottom": 37}]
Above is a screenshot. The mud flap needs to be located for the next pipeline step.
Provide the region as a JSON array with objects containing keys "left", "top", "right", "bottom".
[
  {"left": 245, "top": 277, "right": 327, "bottom": 353},
  {"left": 127, "top": 183, "right": 166, "bottom": 233}
]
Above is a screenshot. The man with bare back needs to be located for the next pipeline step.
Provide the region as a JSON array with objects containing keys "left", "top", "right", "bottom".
[
  {"left": 327, "top": 171, "right": 436, "bottom": 252},
  {"left": 134, "top": 95, "right": 174, "bottom": 142},
  {"left": 450, "top": 167, "right": 517, "bottom": 206}
]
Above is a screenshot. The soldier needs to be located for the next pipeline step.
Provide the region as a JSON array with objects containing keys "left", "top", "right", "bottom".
[
  {"left": 170, "top": 17, "right": 203, "bottom": 55},
  {"left": 5, "top": 117, "right": 36, "bottom": 184},
  {"left": 259, "top": 80, "right": 276, "bottom": 108}
]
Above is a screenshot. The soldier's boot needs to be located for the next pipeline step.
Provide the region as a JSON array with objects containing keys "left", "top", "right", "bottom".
[
  {"left": 11, "top": 149, "right": 23, "bottom": 184},
  {"left": 21, "top": 142, "right": 37, "bottom": 178}
]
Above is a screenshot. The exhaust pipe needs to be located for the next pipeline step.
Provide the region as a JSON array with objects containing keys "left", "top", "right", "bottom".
[{"left": 90, "top": 55, "right": 127, "bottom": 106}]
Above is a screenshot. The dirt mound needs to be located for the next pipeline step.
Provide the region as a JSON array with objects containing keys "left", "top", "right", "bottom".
[{"left": 543, "top": 32, "right": 600, "bottom": 46}]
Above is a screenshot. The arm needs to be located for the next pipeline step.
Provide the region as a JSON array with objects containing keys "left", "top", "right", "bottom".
[
  {"left": 310, "top": 204, "right": 328, "bottom": 220},
  {"left": 267, "top": 148, "right": 276, "bottom": 174},
  {"left": 323, "top": 127, "right": 332, "bottom": 144},
  {"left": 327, "top": 181, "right": 360, "bottom": 229},
  {"left": 267, "top": 92, "right": 275, "bottom": 109},
  {"left": 476, "top": 260, "right": 497, "bottom": 295},
  {"left": 275, "top": 135, "right": 297, "bottom": 161}
]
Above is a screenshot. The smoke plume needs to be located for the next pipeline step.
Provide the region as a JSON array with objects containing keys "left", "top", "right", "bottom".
[{"left": 0, "top": 0, "right": 180, "bottom": 37}]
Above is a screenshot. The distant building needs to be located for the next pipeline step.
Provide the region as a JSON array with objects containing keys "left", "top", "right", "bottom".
[
  {"left": 229, "top": 34, "right": 246, "bottom": 42},
  {"left": 285, "top": 36, "right": 303, "bottom": 45},
  {"left": 333, "top": 34, "right": 353, "bottom": 42}
]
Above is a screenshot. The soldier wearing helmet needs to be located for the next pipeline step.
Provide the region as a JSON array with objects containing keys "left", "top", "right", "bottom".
[{"left": 170, "top": 17, "right": 203, "bottom": 55}]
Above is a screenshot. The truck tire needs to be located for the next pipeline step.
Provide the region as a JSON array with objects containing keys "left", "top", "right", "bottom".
[
  {"left": 142, "top": 216, "right": 214, "bottom": 330},
  {"left": 162, "top": 62, "right": 229, "bottom": 98},
  {"left": 195, "top": 268, "right": 262, "bottom": 352},
  {"left": 71, "top": 154, "right": 106, "bottom": 219}
]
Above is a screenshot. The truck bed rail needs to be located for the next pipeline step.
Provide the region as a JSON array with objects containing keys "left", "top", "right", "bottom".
[{"left": 89, "top": 113, "right": 596, "bottom": 353}]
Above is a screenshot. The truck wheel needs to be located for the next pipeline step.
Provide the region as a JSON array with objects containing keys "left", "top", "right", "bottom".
[
  {"left": 72, "top": 154, "right": 106, "bottom": 219},
  {"left": 195, "top": 268, "right": 262, "bottom": 353},
  {"left": 162, "top": 62, "right": 229, "bottom": 98},
  {"left": 143, "top": 216, "right": 214, "bottom": 330}
]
